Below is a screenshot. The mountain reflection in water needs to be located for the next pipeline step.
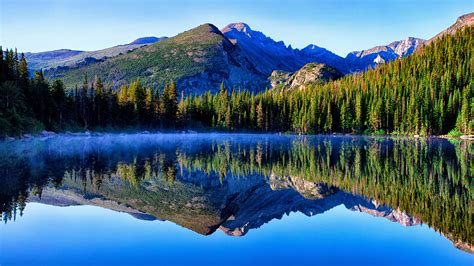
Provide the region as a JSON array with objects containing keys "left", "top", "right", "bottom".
[{"left": 0, "top": 133, "right": 472, "bottom": 254}]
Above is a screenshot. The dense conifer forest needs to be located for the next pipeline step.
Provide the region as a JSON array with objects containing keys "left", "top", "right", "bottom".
[{"left": 0, "top": 27, "right": 472, "bottom": 137}]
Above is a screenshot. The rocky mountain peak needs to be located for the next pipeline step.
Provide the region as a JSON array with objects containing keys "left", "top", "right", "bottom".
[
  {"left": 222, "top": 22, "right": 274, "bottom": 44},
  {"left": 302, "top": 44, "right": 321, "bottom": 51},
  {"left": 270, "top": 63, "right": 343, "bottom": 90},
  {"left": 221, "top": 22, "right": 252, "bottom": 33},
  {"left": 388, "top": 37, "right": 425, "bottom": 57}
]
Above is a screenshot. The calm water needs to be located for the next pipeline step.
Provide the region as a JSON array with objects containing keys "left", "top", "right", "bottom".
[{"left": 0, "top": 133, "right": 472, "bottom": 265}]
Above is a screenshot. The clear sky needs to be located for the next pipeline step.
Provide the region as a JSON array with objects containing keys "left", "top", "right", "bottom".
[{"left": 1, "top": 0, "right": 472, "bottom": 56}]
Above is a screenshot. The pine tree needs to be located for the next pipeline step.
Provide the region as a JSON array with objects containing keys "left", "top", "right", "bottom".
[{"left": 18, "top": 53, "right": 28, "bottom": 87}]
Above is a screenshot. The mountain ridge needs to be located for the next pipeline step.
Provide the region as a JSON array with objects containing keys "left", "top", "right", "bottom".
[
  {"left": 424, "top": 12, "right": 474, "bottom": 46},
  {"left": 221, "top": 22, "right": 348, "bottom": 74},
  {"left": 345, "top": 37, "right": 425, "bottom": 72},
  {"left": 25, "top": 36, "right": 165, "bottom": 70},
  {"left": 36, "top": 12, "right": 473, "bottom": 93},
  {"left": 44, "top": 23, "right": 269, "bottom": 95}
]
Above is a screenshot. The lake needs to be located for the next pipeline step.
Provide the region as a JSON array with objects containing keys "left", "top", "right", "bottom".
[{"left": 0, "top": 133, "right": 472, "bottom": 265}]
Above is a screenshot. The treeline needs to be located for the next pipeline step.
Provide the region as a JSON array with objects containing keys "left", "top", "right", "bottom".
[
  {"left": 1, "top": 26, "right": 472, "bottom": 137},
  {"left": 0, "top": 47, "right": 180, "bottom": 135}
]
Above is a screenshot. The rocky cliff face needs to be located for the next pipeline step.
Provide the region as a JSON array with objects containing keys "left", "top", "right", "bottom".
[{"left": 269, "top": 63, "right": 343, "bottom": 90}]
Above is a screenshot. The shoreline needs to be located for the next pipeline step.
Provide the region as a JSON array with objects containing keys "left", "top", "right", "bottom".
[{"left": 2, "top": 130, "right": 473, "bottom": 141}]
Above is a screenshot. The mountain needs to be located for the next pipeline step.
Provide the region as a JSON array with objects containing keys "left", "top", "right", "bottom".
[
  {"left": 45, "top": 24, "right": 269, "bottom": 95},
  {"left": 424, "top": 12, "right": 474, "bottom": 46},
  {"left": 25, "top": 36, "right": 165, "bottom": 71},
  {"left": 345, "top": 37, "right": 425, "bottom": 72},
  {"left": 24, "top": 49, "right": 84, "bottom": 70},
  {"left": 300, "top": 44, "right": 348, "bottom": 72},
  {"left": 45, "top": 22, "right": 348, "bottom": 93},
  {"left": 38, "top": 13, "right": 472, "bottom": 94},
  {"left": 128, "top": 36, "right": 167, "bottom": 45},
  {"left": 345, "top": 12, "right": 474, "bottom": 72},
  {"left": 221, "top": 22, "right": 348, "bottom": 74},
  {"left": 269, "top": 63, "right": 343, "bottom": 89}
]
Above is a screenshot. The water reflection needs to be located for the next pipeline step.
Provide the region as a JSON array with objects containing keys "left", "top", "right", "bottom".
[{"left": 0, "top": 134, "right": 472, "bottom": 253}]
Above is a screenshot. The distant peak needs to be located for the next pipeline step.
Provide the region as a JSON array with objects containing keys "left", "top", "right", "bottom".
[
  {"left": 302, "top": 44, "right": 331, "bottom": 55},
  {"left": 304, "top": 44, "right": 319, "bottom": 50},
  {"left": 302, "top": 44, "right": 326, "bottom": 51},
  {"left": 128, "top": 36, "right": 167, "bottom": 45},
  {"left": 221, "top": 22, "right": 252, "bottom": 33}
]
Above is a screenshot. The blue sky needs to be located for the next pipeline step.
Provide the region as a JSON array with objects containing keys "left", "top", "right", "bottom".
[{"left": 1, "top": 0, "right": 472, "bottom": 56}]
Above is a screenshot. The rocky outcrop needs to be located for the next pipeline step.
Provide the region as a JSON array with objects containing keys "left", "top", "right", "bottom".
[
  {"left": 269, "top": 70, "right": 292, "bottom": 88},
  {"left": 286, "top": 63, "right": 343, "bottom": 89},
  {"left": 270, "top": 63, "right": 343, "bottom": 90}
]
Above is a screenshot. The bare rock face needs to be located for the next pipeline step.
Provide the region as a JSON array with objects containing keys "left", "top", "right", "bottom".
[
  {"left": 288, "top": 63, "right": 343, "bottom": 89},
  {"left": 269, "top": 70, "right": 292, "bottom": 88},
  {"left": 270, "top": 63, "right": 343, "bottom": 90}
]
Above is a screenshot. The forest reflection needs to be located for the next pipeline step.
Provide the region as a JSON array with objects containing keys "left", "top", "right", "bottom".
[{"left": 0, "top": 134, "right": 472, "bottom": 251}]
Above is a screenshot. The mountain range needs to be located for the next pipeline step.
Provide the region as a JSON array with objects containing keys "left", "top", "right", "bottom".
[
  {"left": 25, "top": 36, "right": 167, "bottom": 71},
  {"left": 25, "top": 12, "right": 472, "bottom": 93}
]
